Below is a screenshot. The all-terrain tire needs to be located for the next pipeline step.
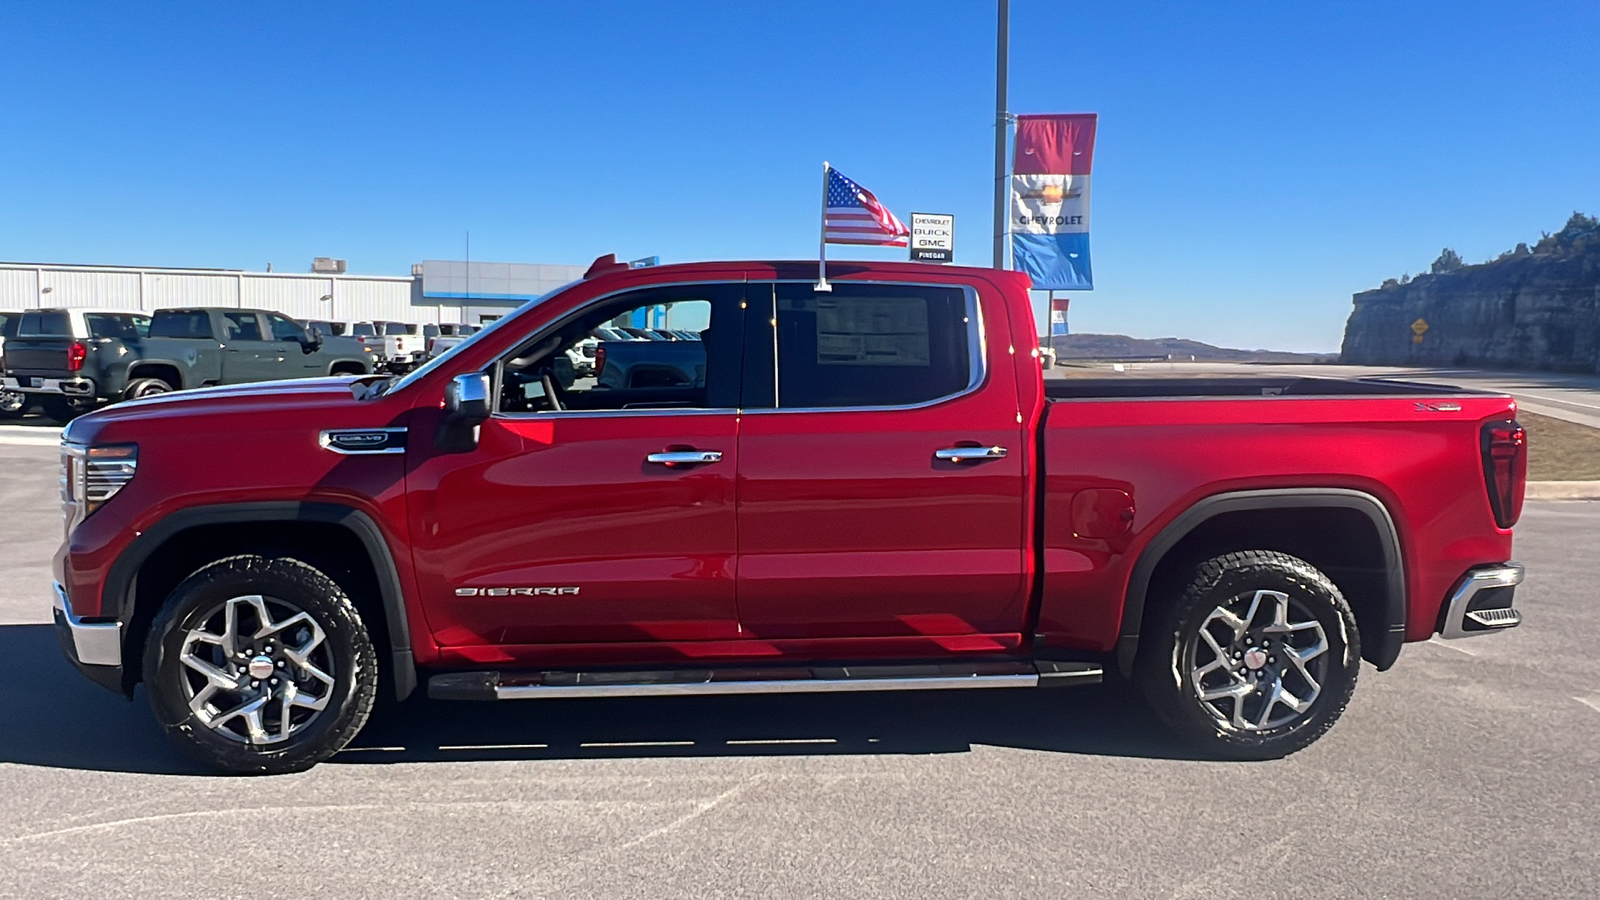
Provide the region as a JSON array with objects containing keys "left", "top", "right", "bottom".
[
  {"left": 124, "top": 377, "right": 174, "bottom": 401},
  {"left": 1134, "top": 550, "right": 1360, "bottom": 760},
  {"left": 142, "top": 555, "right": 379, "bottom": 775}
]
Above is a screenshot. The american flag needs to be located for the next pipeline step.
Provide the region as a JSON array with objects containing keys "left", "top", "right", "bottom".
[{"left": 824, "top": 166, "right": 911, "bottom": 246}]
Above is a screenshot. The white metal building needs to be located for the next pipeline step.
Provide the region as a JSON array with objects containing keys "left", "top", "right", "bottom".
[{"left": 0, "top": 259, "right": 588, "bottom": 327}]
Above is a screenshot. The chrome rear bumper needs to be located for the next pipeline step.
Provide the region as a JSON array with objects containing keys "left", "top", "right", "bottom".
[{"left": 1439, "top": 563, "right": 1524, "bottom": 639}]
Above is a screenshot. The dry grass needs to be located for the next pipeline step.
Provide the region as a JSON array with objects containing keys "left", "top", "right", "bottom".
[{"left": 1521, "top": 412, "right": 1600, "bottom": 481}]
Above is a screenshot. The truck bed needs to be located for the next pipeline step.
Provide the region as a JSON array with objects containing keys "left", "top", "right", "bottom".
[{"left": 1044, "top": 375, "right": 1484, "bottom": 400}]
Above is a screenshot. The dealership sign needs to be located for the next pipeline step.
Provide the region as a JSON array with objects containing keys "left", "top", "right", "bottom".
[
  {"left": 1011, "top": 113, "right": 1097, "bottom": 290},
  {"left": 909, "top": 213, "right": 954, "bottom": 263}
]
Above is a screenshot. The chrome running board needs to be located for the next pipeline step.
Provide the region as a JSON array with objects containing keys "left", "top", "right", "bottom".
[{"left": 428, "top": 660, "right": 1101, "bottom": 701}]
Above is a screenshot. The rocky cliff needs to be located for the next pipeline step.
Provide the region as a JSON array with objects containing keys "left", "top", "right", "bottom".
[{"left": 1340, "top": 214, "right": 1600, "bottom": 371}]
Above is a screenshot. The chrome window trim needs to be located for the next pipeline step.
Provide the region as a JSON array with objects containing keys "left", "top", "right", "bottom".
[
  {"left": 480, "top": 275, "right": 989, "bottom": 420},
  {"left": 743, "top": 280, "right": 989, "bottom": 415}
]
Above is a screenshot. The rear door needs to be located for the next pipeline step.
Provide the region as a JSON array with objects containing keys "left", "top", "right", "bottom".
[
  {"left": 406, "top": 282, "right": 749, "bottom": 660},
  {"left": 734, "top": 279, "right": 1031, "bottom": 645}
]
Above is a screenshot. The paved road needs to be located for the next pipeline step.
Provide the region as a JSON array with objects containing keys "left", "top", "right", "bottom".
[{"left": 1, "top": 440, "right": 1598, "bottom": 898}]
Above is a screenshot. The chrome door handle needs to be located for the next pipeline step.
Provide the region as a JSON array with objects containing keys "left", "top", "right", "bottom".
[
  {"left": 935, "top": 446, "right": 1008, "bottom": 462},
  {"left": 646, "top": 450, "right": 723, "bottom": 466}
]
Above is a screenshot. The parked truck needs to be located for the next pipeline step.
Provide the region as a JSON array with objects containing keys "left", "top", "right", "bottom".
[
  {"left": 5, "top": 307, "right": 375, "bottom": 416},
  {"left": 52, "top": 256, "right": 1527, "bottom": 774},
  {"left": 0, "top": 307, "right": 151, "bottom": 419}
]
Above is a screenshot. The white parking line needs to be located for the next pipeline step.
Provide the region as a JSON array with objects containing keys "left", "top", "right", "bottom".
[
  {"left": 1516, "top": 391, "right": 1600, "bottom": 412},
  {"left": 1427, "top": 636, "right": 1478, "bottom": 656},
  {"left": 1575, "top": 696, "right": 1600, "bottom": 715},
  {"left": 725, "top": 737, "right": 837, "bottom": 745}
]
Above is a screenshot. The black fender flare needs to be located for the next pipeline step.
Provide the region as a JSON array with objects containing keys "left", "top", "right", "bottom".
[
  {"left": 124, "top": 358, "right": 190, "bottom": 391},
  {"left": 1115, "top": 488, "right": 1406, "bottom": 677},
  {"left": 325, "top": 356, "right": 373, "bottom": 375},
  {"left": 106, "top": 501, "right": 416, "bottom": 700}
]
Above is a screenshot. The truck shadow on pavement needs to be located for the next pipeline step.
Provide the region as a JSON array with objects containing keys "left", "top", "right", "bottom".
[{"left": 0, "top": 624, "right": 1210, "bottom": 775}]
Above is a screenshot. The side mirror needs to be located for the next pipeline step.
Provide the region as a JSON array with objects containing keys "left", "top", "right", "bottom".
[
  {"left": 436, "top": 372, "right": 491, "bottom": 452},
  {"left": 303, "top": 324, "right": 324, "bottom": 352}
]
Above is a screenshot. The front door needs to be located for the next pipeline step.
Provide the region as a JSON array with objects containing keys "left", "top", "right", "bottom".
[
  {"left": 265, "top": 312, "right": 325, "bottom": 377},
  {"left": 219, "top": 312, "right": 290, "bottom": 383},
  {"left": 734, "top": 280, "right": 1031, "bottom": 648},
  {"left": 407, "top": 283, "right": 748, "bottom": 662}
]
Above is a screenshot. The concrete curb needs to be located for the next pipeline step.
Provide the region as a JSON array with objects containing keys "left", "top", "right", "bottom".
[{"left": 1527, "top": 481, "right": 1600, "bottom": 501}]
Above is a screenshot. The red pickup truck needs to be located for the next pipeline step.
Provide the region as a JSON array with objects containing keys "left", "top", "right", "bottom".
[{"left": 52, "top": 257, "right": 1528, "bottom": 774}]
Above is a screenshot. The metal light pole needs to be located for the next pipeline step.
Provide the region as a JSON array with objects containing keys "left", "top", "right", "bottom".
[{"left": 992, "top": 0, "right": 1009, "bottom": 269}]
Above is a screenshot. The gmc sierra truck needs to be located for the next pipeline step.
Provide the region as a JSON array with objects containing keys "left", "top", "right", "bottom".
[{"left": 52, "top": 256, "right": 1527, "bottom": 774}]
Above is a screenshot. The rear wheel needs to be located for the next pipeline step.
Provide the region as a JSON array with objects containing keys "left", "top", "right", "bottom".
[
  {"left": 142, "top": 555, "right": 379, "bottom": 774},
  {"left": 124, "top": 377, "right": 174, "bottom": 400},
  {"left": 0, "top": 389, "right": 24, "bottom": 418},
  {"left": 1135, "top": 550, "right": 1360, "bottom": 759}
]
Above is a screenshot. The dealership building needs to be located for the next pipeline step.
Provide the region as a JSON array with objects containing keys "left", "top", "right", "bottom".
[{"left": 0, "top": 258, "right": 588, "bottom": 327}]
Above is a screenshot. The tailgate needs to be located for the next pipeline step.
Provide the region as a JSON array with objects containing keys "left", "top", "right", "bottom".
[{"left": 3, "top": 338, "right": 76, "bottom": 380}]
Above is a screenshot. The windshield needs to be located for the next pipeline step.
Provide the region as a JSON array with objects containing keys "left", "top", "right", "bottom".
[{"left": 384, "top": 279, "right": 582, "bottom": 395}]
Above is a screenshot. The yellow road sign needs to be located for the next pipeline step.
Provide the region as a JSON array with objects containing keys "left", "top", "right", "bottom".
[{"left": 1411, "top": 318, "right": 1429, "bottom": 336}]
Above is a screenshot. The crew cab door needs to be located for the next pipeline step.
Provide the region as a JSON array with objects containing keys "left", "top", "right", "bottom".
[
  {"left": 265, "top": 312, "right": 325, "bottom": 376},
  {"left": 406, "top": 282, "right": 747, "bottom": 659},
  {"left": 218, "top": 311, "right": 289, "bottom": 383},
  {"left": 734, "top": 280, "right": 1030, "bottom": 645}
]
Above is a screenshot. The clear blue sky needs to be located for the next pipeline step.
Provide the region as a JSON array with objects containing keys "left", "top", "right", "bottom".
[{"left": 2, "top": 1, "right": 1596, "bottom": 351}]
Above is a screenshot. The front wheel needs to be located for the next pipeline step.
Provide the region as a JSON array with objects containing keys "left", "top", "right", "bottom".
[
  {"left": 1135, "top": 550, "right": 1360, "bottom": 760},
  {"left": 0, "top": 389, "right": 25, "bottom": 418},
  {"left": 142, "top": 555, "right": 379, "bottom": 774}
]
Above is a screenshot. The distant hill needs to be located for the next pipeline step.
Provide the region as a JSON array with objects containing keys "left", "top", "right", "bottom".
[{"left": 1047, "top": 333, "right": 1332, "bottom": 363}]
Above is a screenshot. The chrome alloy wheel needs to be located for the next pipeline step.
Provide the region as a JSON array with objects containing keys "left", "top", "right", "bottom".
[
  {"left": 1189, "top": 589, "right": 1329, "bottom": 731},
  {"left": 177, "top": 595, "right": 336, "bottom": 745}
]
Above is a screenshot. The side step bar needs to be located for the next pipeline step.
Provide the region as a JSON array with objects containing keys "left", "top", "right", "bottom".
[{"left": 429, "top": 660, "right": 1102, "bottom": 701}]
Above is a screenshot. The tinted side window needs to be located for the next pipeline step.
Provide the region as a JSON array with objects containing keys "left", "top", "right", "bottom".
[
  {"left": 150, "top": 311, "right": 212, "bottom": 338},
  {"left": 768, "top": 284, "right": 972, "bottom": 409},
  {"left": 266, "top": 314, "right": 303, "bottom": 341},
  {"left": 222, "top": 312, "right": 263, "bottom": 341},
  {"left": 85, "top": 314, "right": 144, "bottom": 341},
  {"left": 19, "top": 311, "right": 72, "bottom": 337},
  {"left": 1, "top": 314, "right": 19, "bottom": 339}
]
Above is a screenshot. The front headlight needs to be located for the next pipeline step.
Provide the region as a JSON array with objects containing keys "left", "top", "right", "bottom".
[{"left": 61, "top": 443, "right": 137, "bottom": 529}]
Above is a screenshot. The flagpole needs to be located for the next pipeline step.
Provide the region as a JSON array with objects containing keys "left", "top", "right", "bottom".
[
  {"left": 816, "top": 161, "right": 832, "bottom": 292},
  {"left": 992, "top": 0, "right": 1009, "bottom": 269}
]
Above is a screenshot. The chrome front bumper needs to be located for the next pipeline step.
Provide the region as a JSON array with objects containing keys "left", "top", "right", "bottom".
[
  {"left": 52, "top": 581, "right": 122, "bottom": 667},
  {"left": 1439, "top": 563, "right": 1525, "bottom": 640}
]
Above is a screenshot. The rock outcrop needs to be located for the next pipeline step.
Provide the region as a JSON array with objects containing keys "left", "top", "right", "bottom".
[{"left": 1341, "top": 214, "right": 1600, "bottom": 371}]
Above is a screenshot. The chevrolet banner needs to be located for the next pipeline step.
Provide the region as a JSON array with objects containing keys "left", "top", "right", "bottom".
[{"left": 1011, "top": 113, "right": 1097, "bottom": 290}]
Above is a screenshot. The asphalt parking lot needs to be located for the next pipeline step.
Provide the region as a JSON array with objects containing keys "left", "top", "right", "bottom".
[{"left": 2, "top": 440, "right": 1599, "bottom": 898}]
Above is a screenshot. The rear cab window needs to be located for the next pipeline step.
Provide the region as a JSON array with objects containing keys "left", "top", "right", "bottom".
[{"left": 19, "top": 311, "right": 72, "bottom": 338}]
